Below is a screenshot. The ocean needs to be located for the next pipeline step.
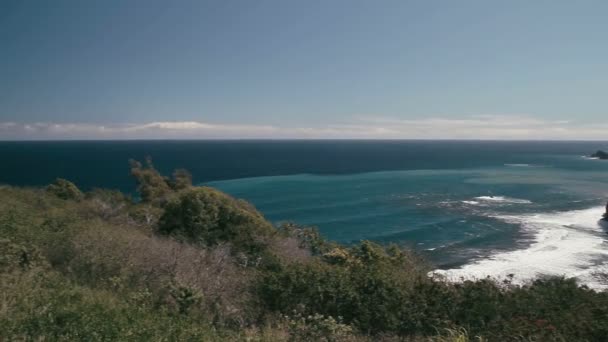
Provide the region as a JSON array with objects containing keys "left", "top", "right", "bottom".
[{"left": 2, "top": 140, "right": 608, "bottom": 287}]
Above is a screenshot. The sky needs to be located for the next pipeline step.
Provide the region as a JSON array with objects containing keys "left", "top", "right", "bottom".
[{"left": 1, "top": 0, "right": 608, "bottom": 140}]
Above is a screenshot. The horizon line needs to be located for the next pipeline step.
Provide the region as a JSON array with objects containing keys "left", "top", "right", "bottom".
[{"left": 2, "top": 138, "right": 608, "bottom": 143}]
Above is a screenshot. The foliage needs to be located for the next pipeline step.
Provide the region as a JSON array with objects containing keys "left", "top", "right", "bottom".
[
  {"left": 129, "top": 157, "right": 172, "bottom": 203},
  {"left": 432, "top": 327, "right": 483, "bottom": 342},
  {"left": 83, "top": 188, "right": 132, "bottom": 221},
  {"left": 129, "top": 157, "right": 194, "bottom": 203},
  {"left": 260, "top": 240, "right": 608, "bottom": 340},
  {"left": 169, "top": 284, "right": 203, "bottom": 315},
  {"left": 278, "top": 222, "right": 335, "bottom": 255},
  {"left": 0, "top": 266, "right": 223, "bottom": 341},
  {"left": 170, "top": 168, "right": 193, "bottom": 190},
  {"left": 46, "top": 178, "right": 83, "bottom": 200},
  {"left": 127, "top": 203, "right": 164, "bottom": 227},
  {"left": 158, "top": 186, "right": 276, "bottom": 254},
  {"left": 260, "top": 241, "right": 428, "bottom": 334},
  {"left": 0, "top": 238, "right": 48, "bottom": 274},
  {"left": 283, "top": 312, "right": 355, "bottom": 342}
]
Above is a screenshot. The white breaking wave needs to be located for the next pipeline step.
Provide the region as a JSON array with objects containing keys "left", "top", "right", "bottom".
[
  {"left": 434, "top": 206, "right": 608, "bottom": 289},
  {"left": 471, "top": 196, "right": 532, "bottom": 204},
  {"left": 505, "top": 163, "right": 532, "bottom": 167}
]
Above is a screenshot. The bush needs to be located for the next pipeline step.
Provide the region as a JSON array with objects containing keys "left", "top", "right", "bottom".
[
  {"left": 169, "top": 168, "right": 193, "bottom": 190},
  {"left": 0, "top": 238, "right": 48, "bottom": 274},
  {"left": 283, "top": 312, "right": 355, "bottom": 342},
  {"left": 129, "top": 158, "right": 172, "bottom": 203},
  {"left": 259, "top": 241, "right": 428, "bottom": 334},
  {"left": 170, "top": 284, "right": 203, "bottom": 315},
  {"left": 158, "top": 187, "right": 276, "bottom": 254},
  {"left": 0, "top": 269, "right": 222, "bottom": 341},
  {"left": 129, "top": 158, "right": 193, "bottom": 203},
  {"left": 83, "top": 188, "right": 132, "bottom": 221},
  {"left": 46, "top": 178, "right": 83, "bottom": 200},
  {"left": 278, "top": 222, "right": 334, "bottom": 255},
  {"left": 127, "top": 204, "right": 163, "bottom": 228}
]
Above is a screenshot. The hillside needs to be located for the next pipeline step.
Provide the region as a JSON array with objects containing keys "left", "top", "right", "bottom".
[{"left": 2, "top": 160, "right": 608, "bottom": 341}]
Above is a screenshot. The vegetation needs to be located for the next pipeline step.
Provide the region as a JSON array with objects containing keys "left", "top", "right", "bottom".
[
  {"left": 158, "top": 187, "right": 276, "bottom": 255},
  {"left": 2, "top": 160, "right": 608, "bottom": 341},
  {"left": 46, "top": 178, "right": 84, "bottom": 200},
  {"left": 129, "top": 157, "right": 193, "bottom": 203}
]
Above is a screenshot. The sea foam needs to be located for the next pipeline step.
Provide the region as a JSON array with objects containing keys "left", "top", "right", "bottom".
[
  {"left": 471, "top": 196, "right": 532, "bottom": 204},
  {"left": 434, "top": 206, "right": 608, "bottom": 289},
  {"left": 504, "top": 163, "right": 532, "bottom": 167}
]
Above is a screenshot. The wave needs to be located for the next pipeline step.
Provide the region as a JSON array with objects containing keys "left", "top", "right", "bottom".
[
  {"left": 504, "top": 163, "right": 547, "bottom": 168},
  {"left": 433, "top": 206, "right": 608, "bottom": 289},
  {"left": 504, "top": 163, "right": 532, "bottom": 167},
  {"left": 464, "top": 196, "right": 532, "bottom": 204}
]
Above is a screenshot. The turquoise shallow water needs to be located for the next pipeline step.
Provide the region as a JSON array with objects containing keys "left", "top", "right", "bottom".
[
  {"left": 208, "top": 161, "right": 608, "bottom": 270},
  {"left": 2, "top": 140, "right": 608, "bottom": 285},
  {"left": 202, "top": 147, "right": 608, "bottom": 287}
]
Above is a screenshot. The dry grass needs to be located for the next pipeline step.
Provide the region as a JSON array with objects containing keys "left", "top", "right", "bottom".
[
  {"left": 70, "top": 220, "right": 255, "bottom": 325},
  {"left": 268, "top": 236, "right": 313, "bottom": 264}
]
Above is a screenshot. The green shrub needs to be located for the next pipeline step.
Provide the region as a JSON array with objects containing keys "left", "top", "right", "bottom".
[
  {"left": 127, "top": 203, "right": 163, "bottom": 227},
  {"left": 46, "top": 178, "right": 83, "bottom": 200},
  {"left": 158, "top": 187, "right": 275, "bottom": 254},
  {"left": 79, "top": 188, "right": 132, "bottom": 222},
  {"left": 0, "top": 270, "right": 222, "bottom": 341},
  {"left": 169, "top": 168, "right": 193, "bottom": 190},
  {"left": 0, "top": 238, "right": 48, "bottom": 274},
  {"left": 129, "top": 158, "right": 193, "bottom": 203},
  {"left": 86, "top": 188, "right": 130, "bottom": 203},
  {"left": 278, "top": 222, "right": 334, "bottom": 255},
  {"left": 170, "top": 284, "right": 203, "bottom": 315},
  {"left": 283, "top": 312, "right": 355, "bottom": 342},
  {"left": 129, "top": 158, "right": 172, "bottom": 203},
  {"left": 260, "top": 241, "right": 428, "bottom": 334}
]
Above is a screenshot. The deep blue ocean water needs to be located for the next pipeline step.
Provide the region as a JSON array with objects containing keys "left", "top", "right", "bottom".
[{"left": 2, "top": 140, "right": 608, "bottom": 286}]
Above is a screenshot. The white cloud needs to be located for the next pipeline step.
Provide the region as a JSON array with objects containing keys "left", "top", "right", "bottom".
[{"left": 0, "top": 116, "right": 607, "bottom": 140}]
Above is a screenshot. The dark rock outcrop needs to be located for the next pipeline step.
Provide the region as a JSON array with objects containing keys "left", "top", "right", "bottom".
[{"left": 591, "top": 150, "right": 608, "bottom": 160}]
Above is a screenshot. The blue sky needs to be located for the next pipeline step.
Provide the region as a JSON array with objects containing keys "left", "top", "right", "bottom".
[{"left": 1, "top": 0, "right": 608, "bottom": 139}]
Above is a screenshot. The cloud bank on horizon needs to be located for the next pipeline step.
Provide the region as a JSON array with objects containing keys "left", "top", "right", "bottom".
[{"left": 1, "top": 115, "right": 607, "bottom": 140}]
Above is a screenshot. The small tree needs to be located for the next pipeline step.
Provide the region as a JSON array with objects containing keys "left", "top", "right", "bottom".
[
  {"left": 169, "top": 168, "right": 193, "bottom": 191},
  {"left": 129, "top": 157, "right": 171, "bottom": 203},
  {"left": 129, "top": 158, "right": 193, "bottom": 203},
  {"left": 46, "top": 178, "right": 83, "bottom": 200}
]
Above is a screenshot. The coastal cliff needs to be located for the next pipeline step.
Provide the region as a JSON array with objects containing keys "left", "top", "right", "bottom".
[{"left": 2, "top": 161, "right": 608, "bottom": 341}]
